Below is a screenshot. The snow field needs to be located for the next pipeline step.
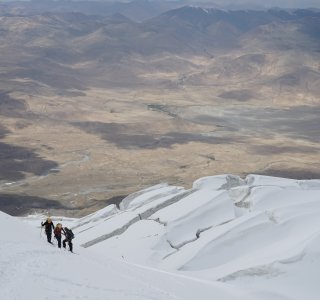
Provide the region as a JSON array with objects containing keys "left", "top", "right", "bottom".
[{"left": 2, "top": 174, "right": 320, "bottom": 299}]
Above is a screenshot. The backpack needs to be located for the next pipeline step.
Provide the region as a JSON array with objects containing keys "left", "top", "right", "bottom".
[{"left": 65, "top": 228, "right": 75, "bottom": 240}]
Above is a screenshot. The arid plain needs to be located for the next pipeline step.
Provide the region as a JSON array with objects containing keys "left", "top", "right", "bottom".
[{"left": 0, "top": 7, "right": 319, "bottom": 216}]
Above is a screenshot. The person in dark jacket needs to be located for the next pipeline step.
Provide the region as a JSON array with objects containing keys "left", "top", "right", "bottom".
[
  {"left": 54, "top": 223, "right": 63, "bottom": 248},
  {"left": 62, "top": 227, "right": 74, "bottom": 252},
  {"left": 41, "top": 217, "right": 55, "bottom": 243}
]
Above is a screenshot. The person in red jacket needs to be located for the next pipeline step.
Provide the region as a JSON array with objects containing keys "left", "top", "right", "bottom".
[
  {"left": 41, "top": 217, "right": 54, "bottom": 244},
  {"left": 54, "top": 223, "right": 63, "bottom": 248}
]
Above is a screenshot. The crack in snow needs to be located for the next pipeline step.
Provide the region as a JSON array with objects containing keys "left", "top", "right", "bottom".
[
  {"left": 81, "top": 190, "right": 196, "bottom": 248},
  {"left": 149, "top": 217, "right": 167, "bottom": 226},
  {"left": 137, "top": 189, "right": 197, "bottom": 220},
  {"left": 81, "top": 216, "right": 140, "bottom": 248}
]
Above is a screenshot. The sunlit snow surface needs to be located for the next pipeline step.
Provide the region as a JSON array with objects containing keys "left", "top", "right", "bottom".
[{"left": 2, "top": 174, "right": 320, "bottom": 299}]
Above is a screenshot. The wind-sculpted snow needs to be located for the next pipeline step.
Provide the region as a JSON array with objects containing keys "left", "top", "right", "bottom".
[
  {"left": 151, "top": 189, "right": 235, "bottom": 248},
  {"left": 73, "top": 204, "right": 118, "bottom": 228},
  {"left": 120, "top": 183, "right": 185, "bottom": 210},
  {"left": 193, "top": 174, "right": 246, "bottom": 190},
  {"left": 77, "top": 187, "right": 189, "bottom": 248},
  {"left": 2, "top": 174, "right": 320, "bottom": 299},
  {"left": 71, "top": 174, "right": 320, "bottom": 300},
  {"left": 245, "top": 174, "right": 300, "bottom": 187}
]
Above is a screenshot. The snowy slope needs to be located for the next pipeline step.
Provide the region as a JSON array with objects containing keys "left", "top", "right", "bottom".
[
  {"left": 2, "top": 174, "right": 320, "bottom": 299},
  {"left": 0, "top": 211, "right": 267, "bottom": 300}
]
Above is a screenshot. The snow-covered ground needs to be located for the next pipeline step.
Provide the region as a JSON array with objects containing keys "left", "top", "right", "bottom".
[{"left": 2, "top": 174, "right": 320, "bottom": 299}]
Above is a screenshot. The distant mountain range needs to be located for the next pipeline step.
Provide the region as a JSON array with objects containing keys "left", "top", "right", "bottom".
[
  {"left": 0, "top": 0, "right": 196, "bottom": 23},
  {"left": 2, "top": 0, "right": 320, "bottom": 21},
  {"left": 0, "top": 6, "right": 319, "bottom": 91},
  {"left": 0, "top": 0, "right": 183, "bottom": 21}
]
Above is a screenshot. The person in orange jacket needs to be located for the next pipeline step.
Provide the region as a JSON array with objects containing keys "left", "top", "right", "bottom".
[{"left": 54, "top": 223, "right": 63, "bottom": 248}]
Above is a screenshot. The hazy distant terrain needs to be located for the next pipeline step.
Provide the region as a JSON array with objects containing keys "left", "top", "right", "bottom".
[
  {"left": 0, "top": 0, "right": 183, "bottom": 21},
  {"left": 0, "top": 3, "right": 319, "bottom": 216}
]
